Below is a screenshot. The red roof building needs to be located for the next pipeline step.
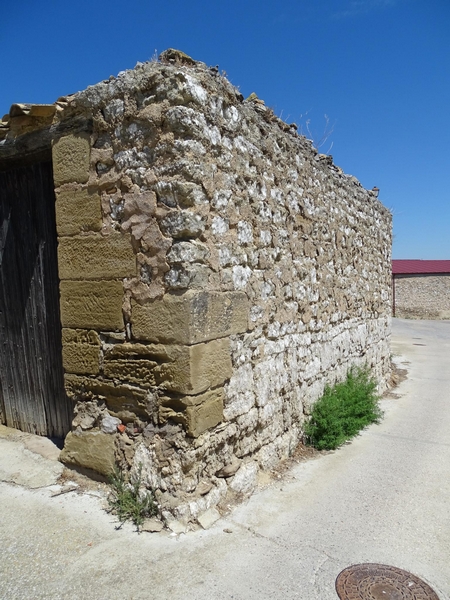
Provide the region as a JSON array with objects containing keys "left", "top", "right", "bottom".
[
  {"left": 392, "top": 260, "right": 450, "bottom": 275},
  {"left": 392, "top": 260, "right": 450, "bottom": 318}
]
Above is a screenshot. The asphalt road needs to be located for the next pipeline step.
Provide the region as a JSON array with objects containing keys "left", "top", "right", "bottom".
[{"left": 1, "top": 318, "right": 449, "bottom": 600}]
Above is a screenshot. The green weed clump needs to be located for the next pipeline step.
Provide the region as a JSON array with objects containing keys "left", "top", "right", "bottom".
[
  {"left": 304, "top": 366, "right": 382, "bottom": 451},
  {"left": 108, "top": 463, "right": 158, "bottom": 531}
]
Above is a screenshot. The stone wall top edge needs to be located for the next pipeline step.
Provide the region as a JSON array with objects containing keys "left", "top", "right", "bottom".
[{"left": 2, "top": 49, "right": 391, "bottom": 213}]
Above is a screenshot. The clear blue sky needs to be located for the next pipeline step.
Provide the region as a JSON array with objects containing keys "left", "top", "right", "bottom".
[{"left": 2, "top": 0, "right": 449, "bottom": 259}]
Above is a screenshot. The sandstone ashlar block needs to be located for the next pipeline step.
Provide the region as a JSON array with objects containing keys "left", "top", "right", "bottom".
[
  {"left": 58, "top": 233, "right": 136, "bottom": 280},
  {"left": 155, "top": 338, "right": 232, "bottom": 395},
  {"left": 29, "top": 104, "right": 56, "bottom": 118},
  {"left": 103, "top": 359, "right": 158, "bottom": 388},
  {"left": 60, "top": 280, "right": 124, "bottom": 331},
  {"left": 55, "top": 186, "right": 102, "bottom": 236},
  {"left": 185, "top": 392, "right": 223, "bottom": 437},
  {"left": 61, "top": 328, "right": 101, "bottom": 375},
  {"left": 103, "top": 343, "right": 166, "bottom": 388},
  {"left": 101, "top": 339, "right": 232, "bottom": 394},
  {"left": 160, "top": 388, "right": 224, "bottom": 437},
  {"left": 59, "top": 430, "right": 116, "bottom": 476},
  {"left": 131, "top": 290, "right": 249, "bottom": 344},
  {"left": 52, "top": 133, "right": 91, "bottom": 186}
]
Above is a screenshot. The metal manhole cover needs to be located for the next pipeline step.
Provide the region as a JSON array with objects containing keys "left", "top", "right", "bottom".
[{"left": 335, "top": 564, "right": 440, "bottom": 600}]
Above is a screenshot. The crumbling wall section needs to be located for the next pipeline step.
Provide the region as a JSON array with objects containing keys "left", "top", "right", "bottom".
[{"left": 4, "top": 51, "right": 392, "bottom": 526}]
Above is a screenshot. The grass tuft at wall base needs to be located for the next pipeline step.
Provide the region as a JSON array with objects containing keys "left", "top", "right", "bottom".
[{"left": 305, "top": 366, "right": 382, "bottom": 451}]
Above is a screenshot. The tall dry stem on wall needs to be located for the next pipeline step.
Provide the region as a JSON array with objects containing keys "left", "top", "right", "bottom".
[{"left": 299, "top": 111, "right": 336, "bottom": 154}]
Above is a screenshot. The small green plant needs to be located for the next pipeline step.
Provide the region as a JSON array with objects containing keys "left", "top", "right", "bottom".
[
  {"left": 108, "top": 463, "right": 158, "bottom": 531},
  {"left": 304, "top": 366, "right": 382, "bottom": 451}
]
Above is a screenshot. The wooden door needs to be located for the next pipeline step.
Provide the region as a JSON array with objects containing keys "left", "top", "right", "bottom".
[{"left": 0, "top": 160, "right": 71, "bottom": 438}]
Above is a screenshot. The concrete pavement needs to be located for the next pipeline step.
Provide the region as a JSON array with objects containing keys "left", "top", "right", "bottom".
[{"left": 0, "top": 318, "right": 449, "bottom": 599}]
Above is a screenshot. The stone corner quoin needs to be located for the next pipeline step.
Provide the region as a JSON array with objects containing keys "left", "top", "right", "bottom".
[{"left": 1, "top": 48, "right": 392, "bottom": 525}]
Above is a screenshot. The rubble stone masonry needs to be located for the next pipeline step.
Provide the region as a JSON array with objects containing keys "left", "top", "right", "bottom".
[{"left": 1, "top": 50, "right": 392, "bottom": 525}]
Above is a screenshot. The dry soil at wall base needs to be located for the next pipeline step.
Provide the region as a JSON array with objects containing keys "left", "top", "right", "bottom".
[{"left": 1, "top": 318, "right": 449, "bottom": 600}]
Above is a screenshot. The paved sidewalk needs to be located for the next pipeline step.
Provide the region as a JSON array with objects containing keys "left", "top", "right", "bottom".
[{"left": 1, "top": 318, "right": 449, "bottom": 599}]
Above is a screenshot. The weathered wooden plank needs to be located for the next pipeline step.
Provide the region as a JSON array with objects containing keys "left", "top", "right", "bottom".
[{"left": 0, "top": 161, "right": 72, "bottom": 438}]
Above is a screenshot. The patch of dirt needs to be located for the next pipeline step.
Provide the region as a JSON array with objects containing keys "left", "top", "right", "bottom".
[
  {"left": 270, "top": 442, "right": 323, "bottom": 479},
  {"left": 384, "top": 358, "right": 408, "bottom": 398},
  {"left": 255, "top": 443, "right": 325, "bottom": 492},
  {"left": 57, "top": 467, "right": 109, "bottom": 496}
]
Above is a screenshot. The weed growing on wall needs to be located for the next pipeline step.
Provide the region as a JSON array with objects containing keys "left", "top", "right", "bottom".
[
  {"left": 305, "top": 366, "right": 382, "bottom": 451},
  {"left": 108, "top": 463, "right": 158, "bottom": 531}
]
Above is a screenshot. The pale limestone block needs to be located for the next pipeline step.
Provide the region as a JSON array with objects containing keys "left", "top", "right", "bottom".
[
  {"left": 229, "top": 461, "right": 258, "bottom": 495},
  {"left": 167, "top": 520, "right": 187, "bottom": 534},
  {"left": 101, "top": 415, "right": 121, "bottom": 434},
  {"left": 223, "top": 391, "right": 255, "bottom": 421},
  {"left": 141, "top": 519, "right": 164, "bottom": 533},
  {"left": 160, "top": 210, "right": 205, "bottom": 238}
]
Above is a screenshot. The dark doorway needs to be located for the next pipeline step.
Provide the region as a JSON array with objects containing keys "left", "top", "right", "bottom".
[{"left": 0, "top": 159, "right": 72, "bottom": 438}]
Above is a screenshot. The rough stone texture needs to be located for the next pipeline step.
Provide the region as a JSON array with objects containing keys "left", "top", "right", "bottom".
[
  {"left": 154, "top": 338, "right": 232, "bottom": 394},
  {"left": 394, "top": 274, "right": 450, "bottom": 319},
  {"left": 59, "top": 430, "right": 116, "bottom": 476},
  {"left": 64, "top": 374, "right": 151, "bottom": 418},
  {"left": 58, "top": 233, "right": 136, "bottom": 280},
  {"left": 184, "top": 390, "right": 224, "bottom": 437},
  {"left": 131, "top": 291, "right": 249, "bottom": 344},
  {"left": 101, "top": 339, "right": 231, "bottom": 394},
  {"left": 103, "top": 357, "right": 158, "bottom": 388},
  {"left": 61, "top": 329, "right": 101, "bottom": 375},
  {"left": 1, "top": 50, "right": 392, "bottom": 525},
  {"left": 101, "top": 415, "right": 121, "bottom": 433},
  {"left": 52, "top": 133, "right": 91, "bottom": 186},
  {"left": 59, "top": 280, "right": 124, "bottom": 330},
  {"left": 55, "top": 186, "right": 102, "bottom": 236},
  {"left": 160, "top": 387, "right": 224, "bottom": 437},
  {"left": 229, "top": 461, "right": 259, "bottom": 495}
]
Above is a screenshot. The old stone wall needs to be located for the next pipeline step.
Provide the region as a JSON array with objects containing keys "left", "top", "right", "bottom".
[
  {"left": 394, "top": 274, "right": 450, "bottom": 319},
  {"left": 1, "top": 50, "right": 392, "bottom": 528}
]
